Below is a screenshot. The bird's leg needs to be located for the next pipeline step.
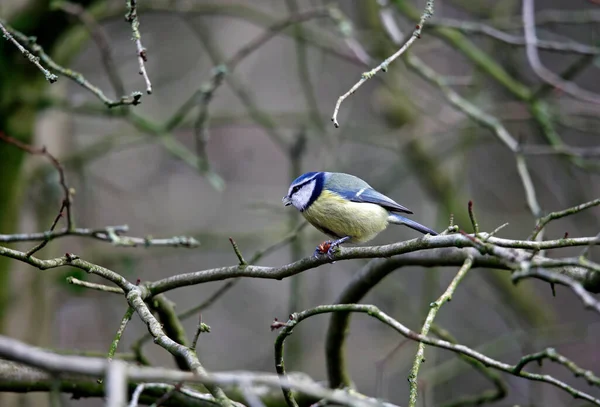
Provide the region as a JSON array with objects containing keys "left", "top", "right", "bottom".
[{"left": 326, "top": 236, "right": 350, "bottom": 259}]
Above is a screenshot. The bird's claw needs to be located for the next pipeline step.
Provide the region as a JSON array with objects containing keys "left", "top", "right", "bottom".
[
  {"left": 313, "top": 240, "right": 333, "bottom": 258},
  {"left": 326, "top": 245, "right": 339, "bottom": 259}
]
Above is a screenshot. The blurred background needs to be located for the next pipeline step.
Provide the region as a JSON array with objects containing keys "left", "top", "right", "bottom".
[{"left": 1, "top": 0, "right": 599, "bottom": 406}]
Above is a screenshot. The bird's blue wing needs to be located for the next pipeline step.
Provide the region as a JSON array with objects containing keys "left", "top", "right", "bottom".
[{"left": 329, "top": 186, "right": 413, "bottom": 214}]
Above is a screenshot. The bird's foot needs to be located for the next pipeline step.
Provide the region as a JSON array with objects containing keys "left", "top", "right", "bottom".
[
  {"left": 314, "top": 236, "right": 350, "bottom": 260},
  {"left": 313, "top": 241, "right": 333, "bottom": 258}
]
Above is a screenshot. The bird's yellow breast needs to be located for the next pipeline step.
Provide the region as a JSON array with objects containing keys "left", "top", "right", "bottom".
[{"left": 302, "top": 190, "right": 389, "bottom": 243}]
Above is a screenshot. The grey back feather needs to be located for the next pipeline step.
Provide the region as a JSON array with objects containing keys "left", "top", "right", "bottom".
[{"left": 324, "top": 172, "right": 413, "bottom": 214}]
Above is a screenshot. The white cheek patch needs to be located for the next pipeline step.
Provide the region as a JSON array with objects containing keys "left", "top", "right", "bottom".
[{"left": 292, "top": 180, "right": 316, "bottom": 210}]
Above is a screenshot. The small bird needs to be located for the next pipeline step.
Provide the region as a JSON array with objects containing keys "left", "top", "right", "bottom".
[{"left": 282, "top": 171, "right": 438, "bottom": 257}]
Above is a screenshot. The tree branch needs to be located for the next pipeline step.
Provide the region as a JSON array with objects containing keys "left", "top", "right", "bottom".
[
  {"left": 279, "top": 305, "right": 600, "bottom": 404},
  {"left": 0, "top": 336, "right": 385, "bottom": 407},
  {"left": 331, "top": 1, "right": 435, "bottom": 127},
  {"left": 408, "top": 256, "right": 474, "bottom": 407}
]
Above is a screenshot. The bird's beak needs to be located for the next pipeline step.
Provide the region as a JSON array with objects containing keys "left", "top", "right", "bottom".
[{"left": 282, "top": 196, "right": 291, "bottom": 206}]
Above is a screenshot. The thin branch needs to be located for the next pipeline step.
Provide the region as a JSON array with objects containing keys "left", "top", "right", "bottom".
[
  {"left": 135, "top": 232, "right": 600, "bottom": 295},
  {"left": 431, "top": 325, "right": 507, "bottom": 407},
  {"left": 167, "top": 8, "right": 330, "bottom": 132},
  {"left": 408, "top": 256, "right": 474, "bottom": 407},
  {"left": 170, "top": 9, "right": 330, "bottom": 187},
  {"left": 331, "top": 0, "right": 435, "bottom": 127},
  {"left": 127, "top": 290, "right": 232, "bottom": 406},
  {"left": 400, "top": 54, "right": 544, "bottom": 223},
  {"left": 513, "top": 347, "right": 600, "bottom": 387},
  {"left": 191, "top": 314, "right": 210, "bottom": 351},
  {"left": 393, "top": 0, "right": 584, "bottom": 171},
  {"left": 0, "top": 20, "right": 142, "bottom": 107},
  {"left": 228, "top": 238, "right": 247, "bottom": 266},
  {"left": 515, "top": 152, "right": 542, "bottom": 221},
  {"left": 467, "top": 201, "right": 479, "bottom": 235},
  {"left": 67, "top": 276, "right": 123, "bottom": 294},
  {"left": 522, "top": 0, "right": 600, "bottom": 104},
  {"left": 0, "top": 335, "right": 383, "bottom": 407},
  {"left": 129, "top": 382, "right": 221, "bottom": 407},
  {"left": 429, "top": 17, "right": 600, "bottom": 56},
  {"left": 0, "top": 224, "right": 199, "bottom": 248},
  {"left": 496, "top": 8, "right": 600, "bottom": 27},
  {"left": 273, "top": 315, "right": 300, "bottom": 407},
  {"left": 2, "top": 231, "right": 600, "bottom": 297},
  {"left": 56, "top": 1, "right": 125, "bottom": 97},
  {"left": 328, "top": 6, "right": 372, "bottom": 65},
  {"left": 108, "top": 307, "right": 135, "bottom": 363},
  {"left": 105, "top": 360, "right": 128, "bottom": 407},
  {"left": 149, "top": 382, "right": 183, "bottom": 407},
  {"left": 272, "top": 314, "right": 391, "bottom": 407},
  {"left": 520, "top": 143, "right": 600, "bottom": 158},
  {"left": 277, "top": 304, "right": 600, "bottom": 405},
  {"left": 0, "top": 361, "right": 215, "bottom": 406},
  {"left": 132, "top": 223, "right": 308, "bottom": 351},
  {"left": 0, "top": 132, "right": 73, "bottom": 234},
  {"left": 0, "top": 20, "right": 57, "bottom": 82},
  {"left": 126, "top": 0, "right": 152, "bottom": 94},
  {"left": 530, "top": 198, "right": 600, "bottom": 240},
  {"left": 286, "top": 0, "right": 327, "bottom": 137},
  {"left": 512, "top": 268, "right": 600, "bottom": 315}
]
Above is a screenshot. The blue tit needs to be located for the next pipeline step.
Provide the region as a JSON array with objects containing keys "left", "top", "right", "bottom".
[{"left": 282, "top": 171, "right": 438, "bottom": 257}]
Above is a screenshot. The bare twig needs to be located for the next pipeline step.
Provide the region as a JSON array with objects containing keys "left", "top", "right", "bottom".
[
  {"left": 0, "top": 223, "right": 200, "bottom": 248},
  {"left": 0, "top": 335, "right": 382, "bottom": 407},
  {"left": 126, "top": 0, "right": 152, "bottom": 94},
  {"left": 519, "top": 143, "right": 600, "bottom": 158},
  {"left": 108, "top": 307, "right": 135, "bottom": 363},
  {"left": 408, "top": 256, "right": 474, "bottom": 407},
  {"left": 0, "top": 20, "right": 57, "bottom": 82},
  {"left": 228, "top": 238, "right": 247, "bottom": 266},
  {"left": 56, "top": 1, "right": 125, "bottom": 97},
  {"left": 0, "top": 132, "right": 74, "bottom": 255},
  {"left": 331, "top": 1, "right": 434, "bottom": 127},
  {"left": 105, "top": 360, "right": 128, "bottom": 407},
  {"left": 128, "top": 382, "right": 222, "bottom": 407},
  {"left": 150, "top": 382, "right": 183, "bottom": 407},
  {"left": 467, "top": 201, "right": 479, "bottom": 235},
  {"left": 167, "top": 8, "right": 330, "bottom": 132},
  {"left": 512, "top": 268, "right": 600, "bottom": 315},
  {"left": 429, "top": 17, "right": 600, "bottom": 56},
  {"left": 530, "top": 198, "right": 600, "bottom": 240},
  {"left": 522, "top": 0, "right": 600, "bottom": 104},
  {"left": 279, "top": 304, "right": 600, "bottom": 404},
  {"left": 191, "top": 314, "right": 210, "bottom": 351},
  {"left": 328, "top": 6, "right": 372, "bottom": 65},
  {"left": 513, "top": 347, "right": 600, "bottom": 387},
  {"left": 431, "top": 325, "right": 507, "bottom": 407},
  {"left": 0, "top": 20, "right": 141, "bottom": 107},
  {"left": 66, "top": 277, "right": 124, "bottom": 294},
  {"left": 132, "top": 223, "right": 309, "bottom": 353}
]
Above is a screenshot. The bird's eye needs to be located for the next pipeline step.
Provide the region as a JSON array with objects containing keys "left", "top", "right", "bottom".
[{"left": 292, "top": 185, "right": 300, "bottom": 194}]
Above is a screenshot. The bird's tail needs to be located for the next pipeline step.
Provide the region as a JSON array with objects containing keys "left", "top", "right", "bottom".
[{"left": 388, "top": 213, "right": 438, "bottom": 236}]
